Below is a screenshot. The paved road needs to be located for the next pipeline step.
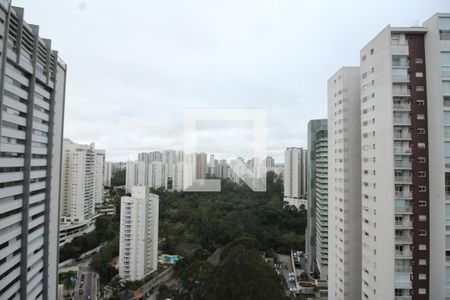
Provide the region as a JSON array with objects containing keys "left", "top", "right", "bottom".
[
  {"left": 277, "top": 254, "right": 297, "bottom": 291},
  {"left": 73, "top": 267, "right": 98, "bottom": 300}
]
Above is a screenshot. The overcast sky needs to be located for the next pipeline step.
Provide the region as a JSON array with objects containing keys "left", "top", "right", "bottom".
[{"left": 14, "top": 0, "right": 450, "bottom": 162}]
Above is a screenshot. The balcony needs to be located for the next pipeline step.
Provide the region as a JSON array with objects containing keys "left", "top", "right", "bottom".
[
  {"left": 395, "top": 206, "right": 413, "bottom": 214},
  {"left": 394, "top": 296, "right": 412, "bottom": 300},
  {"left": 395, "top": 235, "right": 413, "bottom": 244},
  {"left": 394, "top": 132, "right": 411, "bottom": 140},
  {"left": 395, "top": 250, "right": 413, "bottom": 259},
  {"left": 393, "top": 117, "right": 411, "bottom": 126},
  {"left": 395, "top": 161, "right": 412, "bottom": 169},
  {"left": 394, "top": 147, "right": 412, "bottom": 155},
  {"left": 395, "top": 191, "right": 412, "bottom": 199},
  {"left": 395, "top": 265, "right": 412, "bottom": 273},
  {"left": 393, "top": 102, "right": 411, "bottom": 110},
  {"left": 395, "top": 221, "right": 412, "bottom": 229},
  {"left": 394, "top": 176, "right": 412, "bottom": 183},
  {"left": 392, "top": 74, "right": 410, "bottom": 83},
  {"left": 391, "top": 43, "right": 409, "bottom": 55}
]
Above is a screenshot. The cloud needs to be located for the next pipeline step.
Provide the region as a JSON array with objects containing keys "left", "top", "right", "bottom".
[{"left": 14, "top": 0, "right": 450, "bottom": 162}]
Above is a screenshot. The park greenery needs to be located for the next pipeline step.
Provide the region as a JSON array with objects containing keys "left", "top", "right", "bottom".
[
  {"left": 154, "top": 171, "right": 306, "bottom": 299},
  {"left": 59, "top": 171, "right": 307, "bottom": 299}
]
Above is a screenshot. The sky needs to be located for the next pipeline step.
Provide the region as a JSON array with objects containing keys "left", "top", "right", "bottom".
[{"left": 14, "top": 0, "right": 450, "bottom": 162}]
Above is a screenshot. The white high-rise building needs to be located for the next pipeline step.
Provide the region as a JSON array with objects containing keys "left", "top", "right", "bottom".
[
  {"left": 357, "top": 15, "right": 450, "bottom": 300},
  {"left": 60, "top": 140, "right": 105, "bottom": 223},
  {"left": 163, "top": 149, "right": 176, "bottom": 179},
  {"left": 284, "top": 147, "right": 308, "bottom": 207},
  {"left": 148, "top": 161, "right": 168, "bottom": 189},
  {"left": 103, "top": 161, "right": 112, "bottom": 186},
  {"left": 125, "top": 160, "right": 147, "bottom": 193},
  {"left": 0, "top": 3, "right": 67, "bottom": 299},
  {"left": 327, "top": 67, "right": 361, "bottom": 300},
  {"left": 119, "top": 186, "right": 159, "bottom": 281}
]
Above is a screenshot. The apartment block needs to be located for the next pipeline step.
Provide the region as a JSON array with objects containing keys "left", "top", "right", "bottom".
[
  {"left": 306, "top": 119, "right": 327, "bottom": 277},
  {"left": 0, "top": 2, "right": 67, "bottom": 299},
  {"left": 284, "top": 147, "right": 307, "bottom": 205},
  {"left": 327, "top": 67, "right": 361, "bottom": 300},
  {"left": 356, "top": 14, "right": 450, "bottom": 300},
  {"left": 119, "top": 186, "right": 159, "bottom": 281},
  {"left": 60, "top": 140, "right": 105, "bottom": 223},
  {"left": 103, "top": 161, "right": 112, "bottom": 186}
]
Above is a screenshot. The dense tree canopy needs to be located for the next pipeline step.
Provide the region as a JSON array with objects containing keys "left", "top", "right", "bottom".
[{"left": 156, "top": 172, "right": 305, "bottom": 300}]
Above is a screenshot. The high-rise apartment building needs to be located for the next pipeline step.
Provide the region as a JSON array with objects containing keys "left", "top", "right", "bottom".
[
  {"left": 60, "top": 140, "right": 105, "bottom": 223},
  {"left": 306, "top": 120, "right": 329, "bottom": 280},
  {"left": 119, "top": 186, "right": 159, "bottom": 281},
  {"left": 326, "top": 13, "right": 450, "bottom": 300},
  {"left": 314, "top": 126, "right": 328, "bottom": 280},
  {"left": 358, "top": 14, "right": 450, "bottom": 300},
  {"left": 0, "top": 2, "right": 67, "bottom": 299},
  {"left": 327, "top": 67, "right": 361, "bottom": 300},
  {"left": 284, "top": 147, "right": 307, "bottom": 207},
  {"left": 103, "top": 161, "right": 112, "bottom": 186}
]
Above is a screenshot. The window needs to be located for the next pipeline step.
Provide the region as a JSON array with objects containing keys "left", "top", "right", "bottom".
[
  {"left": 418, "top": 142, "right": 426, "bottom": 149},
  {"left": 418, "top": 171, "right": 426, "bottom": 177},
  {"left": 417, "top": 114, "right": 425, "bottom": 120},
  {"left": 442, "top": 52, "right": 450, "bottom": 77},
  {"left": 418, "top": 186, "right": 427, "bottom": 192},
  {"left": 416, "top": 100, "right": 424, "bottom": 106},
  {"left": 419, "top": 229, "right": 427, "bottom": 236},
  {"left": 416, "top": 86, "right": 425, "bottom": 92},
  {"left": 446, "top": 142, "right": 450, "bottom": 168},
  {"left": 418, "top": 215, "right": 427, "bottom": 221},
  {"left": 419, "top": 259, "right": 427, "bottom": 265},
  {"left": 418, "top": 157, "right": 426, "bottom": 163},
  {"left": 415, "top": 72, "right": 423, "bottom": 78},
  {"left": 417, "top": 128, "right": 425, "bottom": 134},
  {"left": 418, "top": 288, "right": 427, "bottom": 295},
  {"left": 419, "top": 273, "right": 427, "bottom": 280},
  {"left": 370, "top": 48, "right": 374, "bottom": 55},
  {"left": 419, "top": 244, "right": 427, "bottom": 250},
  {"left": 441, "top": 30, "right": 450, "bottom": 40},
  {"left": 415, "top": 58, "right": 423, "bottom": 64},
  {"left": 419, "top": 201, "right": 426, "bottom": 207}
]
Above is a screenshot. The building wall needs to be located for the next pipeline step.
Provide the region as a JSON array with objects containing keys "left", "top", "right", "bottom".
[
  {"left": 284, "top": 147, "right": 307, "bottom": 199},
  {"left": 306, "top": 119, "right": 327, "bottom": 276},
  {"left": 0, "top": 3, "right": 66, "bottom": 299},
  {"left": 327, "top": 67, "right": 361, "bottom": 300},
  {"left": 314, "top": 125, "right": 328, "bottom": 280},
  {"left": 423, "top": 13, "right": 450, "bottom": 300},
  {"left": 60, "top": 140, "right": 104, "bottom": 223},
  {"left": 119, "top": 186, "right": 159, "bottom": 281}
]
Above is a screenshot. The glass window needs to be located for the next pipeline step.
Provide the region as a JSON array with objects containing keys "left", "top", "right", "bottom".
[
  {"left": 443, "top": 81, "right": 450, "bottom": 95},
  {"left": 447, "top": 235, "right": 450, "bottom": 249},
  {"left": 445, "top": 112, "right": 450, "bottom": 125}
]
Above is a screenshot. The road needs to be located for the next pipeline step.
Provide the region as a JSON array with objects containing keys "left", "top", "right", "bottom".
[
  {"left": 73, "top": 266, "right": 99, "bottom": 300},
  {"left": 277, "top": 254, "right": 297, "bottom": 292}
]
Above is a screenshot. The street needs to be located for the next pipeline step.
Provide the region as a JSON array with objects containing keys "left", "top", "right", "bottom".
[{"left": 73, "top": 266, "right": 99, "bottom": 300}]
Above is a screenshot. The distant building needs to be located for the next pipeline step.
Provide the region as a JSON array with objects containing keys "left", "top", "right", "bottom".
[
  {"left": 60, "top": 140, "right": 105, "bottom": 223},
  {"left": 265, "top": 156, "right": 275, "bottom": 168},
  {"left": 104, "top": 161, "right": 112, "bottom": 186},
  {"left": 119, "top": 187, "right": 159, "bottom": 281},
  {"left": 284, "top": 147, "right": 308, "bottom": 205}
]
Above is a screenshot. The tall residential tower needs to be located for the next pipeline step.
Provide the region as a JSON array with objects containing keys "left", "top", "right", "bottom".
[
  {"left": 0, "top": 2, "right": 67, "bottom": 299},
  {"left": 327, "top": 67, "right": 361, "bottom": 300}
]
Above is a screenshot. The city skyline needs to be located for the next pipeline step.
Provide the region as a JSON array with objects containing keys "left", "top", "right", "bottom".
[{"left": 13, "top": 0, "right": 450, "bottom": 162}]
